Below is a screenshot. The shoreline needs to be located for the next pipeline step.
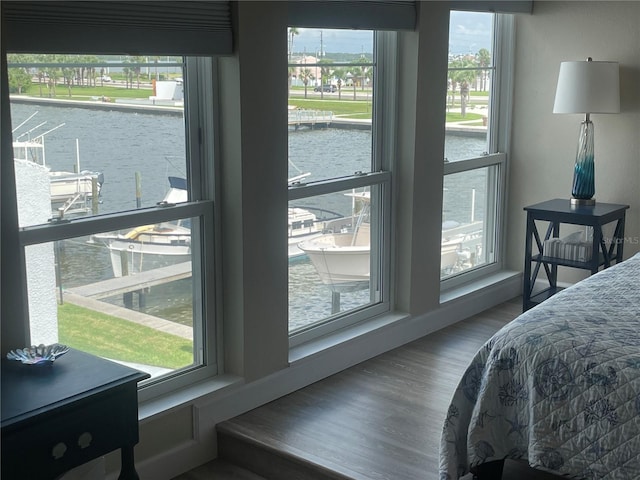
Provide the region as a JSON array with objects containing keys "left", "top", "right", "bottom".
[
  {"left": 10, "top": 95, "right": 184, "bottom": 116},
  {"left": 11, "top": 95, "right": 487, "bottom": 136}
]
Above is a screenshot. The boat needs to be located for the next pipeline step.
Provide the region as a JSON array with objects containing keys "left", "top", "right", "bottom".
[
  {"left": 298, "top": 191, "right": 484, "bottom": 293},
  {"left": 12, "top": 113, "right": 103, "bottom": 216},
  {"left": 94, "top": 176, "right": 326, "bottom": 277},
  {"left": 96, "top": 221, "right": 192, "bottom": 278},
  {"left": 298, "top": 191, "right": 372, "bottom": 293},
  {"left": 91, "top": 177, "right": 191, "bottom": 277}
]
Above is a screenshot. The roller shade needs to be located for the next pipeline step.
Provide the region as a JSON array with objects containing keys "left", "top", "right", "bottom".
[
  {"left": 448, "top": 1, "right": 532, "bottom": 14},
  {"left": 2, "top": 1, "right": 233, "bottom": 55},
  {"left": 288, "top": 0, "right": 417, "bottom": 30}
]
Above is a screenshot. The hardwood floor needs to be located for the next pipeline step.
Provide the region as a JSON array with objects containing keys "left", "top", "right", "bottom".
[{"left": 173, "top": 297, "right": 563, "bottom": 480}]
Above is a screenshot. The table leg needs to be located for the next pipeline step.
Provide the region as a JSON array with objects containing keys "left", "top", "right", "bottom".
[{"left": 118, "top": 446, "right": 140, "bottom": 480}]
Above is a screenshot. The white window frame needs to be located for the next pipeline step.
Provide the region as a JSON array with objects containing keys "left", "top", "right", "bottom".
[
  {"left": 287, "top": 31, "right": 397, "bottom": 347},
  {"left": 441, "top": 13, "right": 515, "bottom": 290},
  {"left": 7, "top": 56, "right": 219, "bottom": 401}
]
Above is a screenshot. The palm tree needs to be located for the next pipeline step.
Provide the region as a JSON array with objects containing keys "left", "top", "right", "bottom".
[
  {"left": 61, "top": 58, "right": 75, "bottom": 97},
  {"left": 333, "top": 67, "right": 346, "bottom": 100},
  {"left": 477, "top": 48, "right": 491, "bottom": 92},
  {"left": 288, "top": 66, "right": 299, "bottom": 98},
  {"left": 288, "top": 27, "right": 299, "bottom": 61},
  {"left": 132, "top": 56, "right": 145, "bottom": 88},
  {"left": 349, "top": 64, "right": 363, "bottom": 100},
  {"left": 47, "top": 68, "right": 60, "bottom": 98},
  {"left": 299, "top": 68, "right": 314, "bottom": 98},
  {"left": 318, "top": 59, "right": 333, "bottom": 99},
  {"left": 448, "top": 57, "right": 476, "bottom": 116}
]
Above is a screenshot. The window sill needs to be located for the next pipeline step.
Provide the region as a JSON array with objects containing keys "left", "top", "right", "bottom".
[
  {"left": 138, "top": 373, "right": 244, "bottom": 421},
  {"left": 289, "top": 311, "right": 409, "bottom": 364},
  {"left": 440, "top": 269, "right": 521, "bottom": 304}
]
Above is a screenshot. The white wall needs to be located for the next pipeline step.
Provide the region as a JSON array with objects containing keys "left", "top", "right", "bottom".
[
  {"left": 507, "top": 1, "right": 640, "bottom": 280},
  {"left": 15, "top": 159, "right": 59, "bottom": 344}
]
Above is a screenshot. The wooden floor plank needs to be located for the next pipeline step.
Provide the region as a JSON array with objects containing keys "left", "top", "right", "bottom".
[{"left": 175, "top": 297, "right": 563, "bottom": 479}]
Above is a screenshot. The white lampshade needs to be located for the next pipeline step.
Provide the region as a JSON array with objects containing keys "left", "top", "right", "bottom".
[{"left": 553, "top": 59, "right": 620, "bottom": 114}]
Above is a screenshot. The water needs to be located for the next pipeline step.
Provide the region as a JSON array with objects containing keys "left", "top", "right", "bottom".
[{"left": 11, "top": 102, "right": 485, "bottom": 331}]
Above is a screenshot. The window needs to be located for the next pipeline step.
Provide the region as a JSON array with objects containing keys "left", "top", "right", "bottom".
[
  {"left": 441, "top": 11, "right": 513, "bottom": 284},
  {"left": 287, "top": 28, "right": 393, "bottom": 343},
  {"left": 6, "top": 54, "right": 216, "bottom": 398}
]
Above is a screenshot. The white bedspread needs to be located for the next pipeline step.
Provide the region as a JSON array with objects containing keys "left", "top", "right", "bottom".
[{"left": 440, "top": 253, "right": 640, "bottom": 479}]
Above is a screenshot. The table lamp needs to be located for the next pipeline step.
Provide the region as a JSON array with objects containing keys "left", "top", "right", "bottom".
[{"left": 553, "top": 57, "right": 620, "bottom": 206}]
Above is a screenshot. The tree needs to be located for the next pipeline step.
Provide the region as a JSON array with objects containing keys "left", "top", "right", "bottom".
[
  {"left": 333, "top": 67, "right": 347, "bottom": 100},
  {"left": 299, "top": 68, "right": 314, "bottom": 99},
  {"left": 132, "top": 56, "right": 145, "bottom": 88},
  {"left": 318, "top": 59, "right": 333, "bottom": 99},
  {"left": 6, "top": 54, "right": 32, "bottom": 94},
  {"left": 47, "top": 68, "right": 60, "bottom": 98},
  {"left": 288, "top": 66, "right": 296, "bottom": 98},
  {"left": 477, "top": 48, "right": 491, "bottom": 92},
  {"left": 8, "top": 67, "right": 32, "bottom": 94},
  {"left": 61, "top": 59, "right": 75, "bottom": 98},
  {"left": 448, "top": 57, "right": 476, "bottom": 116},
  {"left": 288, "top": 27, "right": 299, "bottom": 61},
  {"left": 349, "top": 63, "right": 363, "bottom": 100}
]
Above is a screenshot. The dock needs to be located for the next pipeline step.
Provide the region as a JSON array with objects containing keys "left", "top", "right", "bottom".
[
  {"left": 288, "top": 108, "right": 332, "bottom": 129},
  {"left": 63, "top": 262, "right": 193, "bottom": 341},
  {"left": 67, "top": 261, "right": 191, "bottom": 299}
]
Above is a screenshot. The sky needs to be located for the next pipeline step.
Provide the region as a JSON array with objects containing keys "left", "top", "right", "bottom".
[{"left": 290, "top": 11, "right": 493, "bottom": 56}]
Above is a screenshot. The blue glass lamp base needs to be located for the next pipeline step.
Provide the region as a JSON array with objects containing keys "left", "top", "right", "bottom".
[{"left": 570, "top": 120, "right": 596, "bottom": 207}]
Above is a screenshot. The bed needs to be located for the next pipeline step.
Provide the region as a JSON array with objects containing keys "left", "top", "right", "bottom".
[{"left": 440, "top": 252, "right": 640, "bottom": 479}]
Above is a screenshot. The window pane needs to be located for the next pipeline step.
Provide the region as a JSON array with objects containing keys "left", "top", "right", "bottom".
[
  {"left": 24, "top": 217, "right": 199, "bottom": 379},
  {"left": 289, "top": 187, "right": 380, "bottom": 333},
  {"left": 9, "top": 54, "right": 186, "bottom": 227},
  {"left": 441, "top": 166, "right": 498, "bottom": 278},
  {"left": 445, "top": 12, "right": 494, "bottom": 162},
  {"left": 10, "top": 54, "right": 210, "bottom": 385},
  {"left": 287, "top": 28, "right": 386, "bottom": 336},
  {"left": 288, "top": 28, "right": 374, "bottom": 182}
]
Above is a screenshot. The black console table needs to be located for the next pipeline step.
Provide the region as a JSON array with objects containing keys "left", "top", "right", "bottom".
[
  {"left": 1, "top": 349, "right": 149, "bottom": 479},
  {"left": 523, "top": 199, "right": 629, "bottom": 311}
]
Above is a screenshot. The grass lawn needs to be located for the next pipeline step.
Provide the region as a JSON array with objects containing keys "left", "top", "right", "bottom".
[
  {"left": 288, "top": 98, "right": 372, "bottom": 117},
  {"left": 289, "top": 98, "right": 483, "bottom": 123},
  {"left": 58, "top": 303, "right": 193, "bottom": 369},
  {"left": 446, "top": 112, "right": 483, "bottom": 122},
  {"left": 23, "top": 83, "right": 153, "bottom": 101}
]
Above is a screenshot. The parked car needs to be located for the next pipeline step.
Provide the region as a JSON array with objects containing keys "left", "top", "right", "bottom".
[{"left": 314, "top": 84, "right": 336, "bottom": 93}]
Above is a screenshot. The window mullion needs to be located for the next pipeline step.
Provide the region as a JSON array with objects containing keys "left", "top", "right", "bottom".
[
  {"left": 19, "top": 202, "right": 211, "bottom": 246},
  {"left": 288, "top": 171, "right": 390, "bottom": 201}
]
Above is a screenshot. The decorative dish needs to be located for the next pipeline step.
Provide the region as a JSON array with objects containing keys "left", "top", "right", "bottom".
[{"left": 6, "top": 343, "right": 69, "bottom": 365}]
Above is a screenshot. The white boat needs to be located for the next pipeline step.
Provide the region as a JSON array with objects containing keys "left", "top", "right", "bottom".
[
  {"left": 299, "top": 222, "right": 371, "bottom": 293},
  {"left": 95, "top": 176, "right": 325, "bottom": 277},
  {"left": 96, "top": 221, "right": 192, "bottom": 278},
  {"left": 92, "top": 177, "right": 190, "bottom": 277},
  {"left": 298, "top": 191, "right": 372, "bottom": 293},
  {"left": 12, "top": 114, "right": 103, "bottom": 216},
  {"left": 299, "top": 191, "right": 484, "bottom": 293}
]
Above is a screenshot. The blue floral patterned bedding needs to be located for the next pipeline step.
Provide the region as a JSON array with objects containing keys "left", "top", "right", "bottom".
[{"left": 440, "top": 253, "right": 640, "bottom": 479}]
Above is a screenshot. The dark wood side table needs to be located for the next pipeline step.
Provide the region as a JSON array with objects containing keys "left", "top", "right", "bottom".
[
  {"left": 1, "top": 349, "right": 149, "bottom": 480},
  {"left": 523, "top": 199, "right": 629, "bottom": 311}
]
